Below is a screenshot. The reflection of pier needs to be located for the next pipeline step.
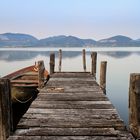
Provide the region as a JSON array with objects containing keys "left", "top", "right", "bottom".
[
  {"left": 0, "top": 49, "right": 139, "bottom": 61},
  {"left": 0, "top": 49, "right": 137, "bottom": 139}
]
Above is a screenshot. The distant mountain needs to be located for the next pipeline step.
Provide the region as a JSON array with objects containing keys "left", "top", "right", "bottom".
[
  {"left": 37, "top": 35, "right": 96, "bottom": 47},
  {"left": 97, "top": 35, "right": 133, "bottom": 46},
  {"left": 0, "top": 33, "right": 38, "bottom": 47},
  {"left": 135, "top": 39, "right": 140, "bottom": 42},
  {"left": 0, "top": 33, "right": 140, "bottom": 47}
]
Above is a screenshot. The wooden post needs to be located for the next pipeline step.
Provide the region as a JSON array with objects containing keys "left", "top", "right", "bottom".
[
  {"left": 100, "top": 61, "right": 107, "bottom": 94},
  {"left": 91, "top": 52, "right": 97, "bottom": 77},
  {"left": 0, "top": 78, "right": 13, "bottom": 140},
  {"left": 37, "top": 60, "right": 45, "bottom": 88},
  {"left": 82, "top": 49, "right": 86, "bottom": 72},
  {"left": 58, "top": 49, "right": 62, "bottom": 72},
  {"left": 129, "top": 73, "right": 140, "bottom": 138},
  {"left": 50, "top": 53, "right": 55, "bottom": 75}
]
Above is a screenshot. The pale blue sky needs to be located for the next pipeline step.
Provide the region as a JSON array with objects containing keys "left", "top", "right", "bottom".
[{"left": 0, "top": 0, "right": 140, "bottom": 40}]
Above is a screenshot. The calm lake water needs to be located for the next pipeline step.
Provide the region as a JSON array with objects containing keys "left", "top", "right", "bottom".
[{"left": 1, "top": 47, "right": 140, "bottom": 126}]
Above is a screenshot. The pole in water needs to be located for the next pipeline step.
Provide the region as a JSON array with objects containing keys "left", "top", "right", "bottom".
[
  {"left": 129, "top": 73, "right": 140, "bottom": 138},
  {"left": 100, "top": 61, "right": 107, "bottom": 94},
  {"left": 50, "top": 53, "right": 55, "bottom": 75},
  {"left": 37, "top": 60, "right": 45, "bottom": 88},
  {"left": 91, "top": 52, "right": 97, "bottom": 77},
  {"left": 58, "top": 49, "right": 62, "bottom": 72},
  {"left": 82, "top": 49, "right": 86, "bottom": 72},
  {"left": 0, "top": 78, "right": 13, "bottom": 140}
]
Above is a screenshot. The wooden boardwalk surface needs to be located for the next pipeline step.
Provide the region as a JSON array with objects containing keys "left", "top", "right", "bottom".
[{"left": 8, "top": 72, "right": 135, "bottom": 140}]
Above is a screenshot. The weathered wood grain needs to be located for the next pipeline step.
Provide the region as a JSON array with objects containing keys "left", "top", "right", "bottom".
[
  {"left": 0, "top": 79, "right": 13, "bottom": 140},
  {"left": 36, "top": 92, "right": 108, "bottom": 101},
  {"left": 23, "top": 112, "right": 119, "bottom": 120},
  {"left": 8, "top": 135, "right": 134, "bottom": 140},
  {"left": 91, "top": 52, "right": 97, "bottom": 77},
  {"left": 38, "top": 60, "right": 45, "bottom": 88},
  {"left": 58, "top": 49, "right": 62, "bottom": 72},
  {"left": 14, "top": 127, "right": 117, "bottom": 136},
  {"left": 25, "top": 108, "right": 118, "bottom": 115},
  {"left": 8, "top": 72, "right": 134, "bottom": 140},
  {"left": 30, "top": 100, "right": 113, "bottom": 109},
  {"left": 50, "top": 53, "right": 55, "bottom": 75},
  {"left": 17, "top": 117, "right": 125, "bottom": 130},
  {"left": 11, "top": 80, "right": 38, "bottom": 83}
]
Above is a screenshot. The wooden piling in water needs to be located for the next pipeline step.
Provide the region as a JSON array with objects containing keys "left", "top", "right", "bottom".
[
  {"left": 37, "top": 60, "right": 45, "bottom": 88},
  {"left": 100, "top": 61, "right": 107, "bottom": 94},
  {"left": 0, "top": 78, "right": 13, "bottom": 140},
  {"left": 82, "top": 49, "right": 86, "bottom": 72},
  {"left": 58, "top": 49, "right": 62, "bottom": 72},
  {"left": 50, "top": 53, "right": 55, "bottom": 75},
  {"left": 91, "top": 52, "right": 97, "bottom": 77},
  {"left": 129, "top": 73, "right": 140, "bottom": 138}
]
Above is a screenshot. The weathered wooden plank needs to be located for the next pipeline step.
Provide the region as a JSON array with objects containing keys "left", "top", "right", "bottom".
[
  {"left": 20, "top": 72, "right": 38, "bottom": 76},
  {"left": 49, "top": 77, "right": 96, "bottom": 82},
  {"left": 7, "top": 135, "right": 134, "bottom": 140},
  {"left": 30, "top": 100, "right": 114, "bottom": 109},
  {"left": 36, "top": 96, "right": 108, "bottom": 101},
  {"left": 41, "top": 87, "right": 102, "bottom": 93},
  {"left": 11, "top": 80, "right": 38, "bottom": 83},
  {"left": 8, "top": 136, "right": 41, "bottom": 140},
  {"left": 14, "top": 127, "right": 117, "bottom": 136},
  {"left": 51, "top": 72, "right": 92, "bottom": 78},
  {"left": 17, "top": 120, "right": 125, "bottom": 130},
  {"left": 41, "top": 87, "right": 103, "bottom": 93},
  {"left": 36, "top": 92, "right": 108, "bottom": 101},
  {"left": 12, "top": 84, "right": 38, "bottom": 87},
  {"left": 46, "top": 81, "right": 99, "bottom": 87},
  {"left": 23, "top": 112, "right": 119, "bottom": 120},
  {"left": 17, "top": 119, "right": 125, "bottom": 130},
  {"left": 25, "top": 108, "right": 119, "bottom": 115}
]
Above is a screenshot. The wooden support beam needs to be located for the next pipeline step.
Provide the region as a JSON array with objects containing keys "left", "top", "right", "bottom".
[
  {"left": 50, "top": 53, "right": 55, "bottom": 75},
  {"left": 129, "top": 73, "right": 140, "bottom": 138},
  {"left": 82, "top": 49, "right": 86, "bottom": 72},
  {"left": 58, "top": 49, "right": 62, "bottom": 72},
  {"left": 0, "top": 78, "right": 13, "bottom": 140},
  {"left": 100, "top": 61, "right": 107, "bottom": 94},
  {"left": 91, "top": 52, "right": 97, "bottom": 77},
  {"left": 37, "top": 61, "right": 45, "bottom": 88}
]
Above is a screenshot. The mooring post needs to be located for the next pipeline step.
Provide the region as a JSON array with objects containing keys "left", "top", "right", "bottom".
[
  {"left": 50, "top": 53, "right": 55, "bottom": 75},
  {"left": 37, "top": 60, "right": 45, "bottom": 88},
  {"left": 82, "top": 49, "right": 86, "bottom": 72},
  {"left": 100, "top": 61, "right": 107, "bottom": 94},
  {"left": 58, "top": 49, "right": 62, "bottom": 72},
  {"left": 0, "top": 78, "right": 13, "bottom": 140},
  {"left": 91, "top": 52, "right": 97, "bottom": 77},
  {"left": 129, "top": 73, "right": 140, "bottom": 138}
]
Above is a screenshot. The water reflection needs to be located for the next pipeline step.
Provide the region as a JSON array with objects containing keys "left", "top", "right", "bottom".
[
  {"left": 0, "top": 50, "right": 139, "bottom": 61},
  {"left": 100, "top": 51, "right": 132, "bottom": 58}
]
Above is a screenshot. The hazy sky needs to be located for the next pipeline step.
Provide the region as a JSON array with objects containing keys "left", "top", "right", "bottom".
[{"left": 0, "top": 0, "right": 140, "bottom": 40}]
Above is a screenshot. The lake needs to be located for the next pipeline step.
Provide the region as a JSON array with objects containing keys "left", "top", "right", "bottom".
[{"left": 1, "top": 47, "right": 140, "bottom": 126}]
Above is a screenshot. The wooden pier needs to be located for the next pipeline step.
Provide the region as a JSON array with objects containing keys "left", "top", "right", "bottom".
[
  {"left": 1, "top": 50, "right": 138, "bottom": 139},
  {"left": 7, "top": 72, "right": 134, "bottom": 140}
]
